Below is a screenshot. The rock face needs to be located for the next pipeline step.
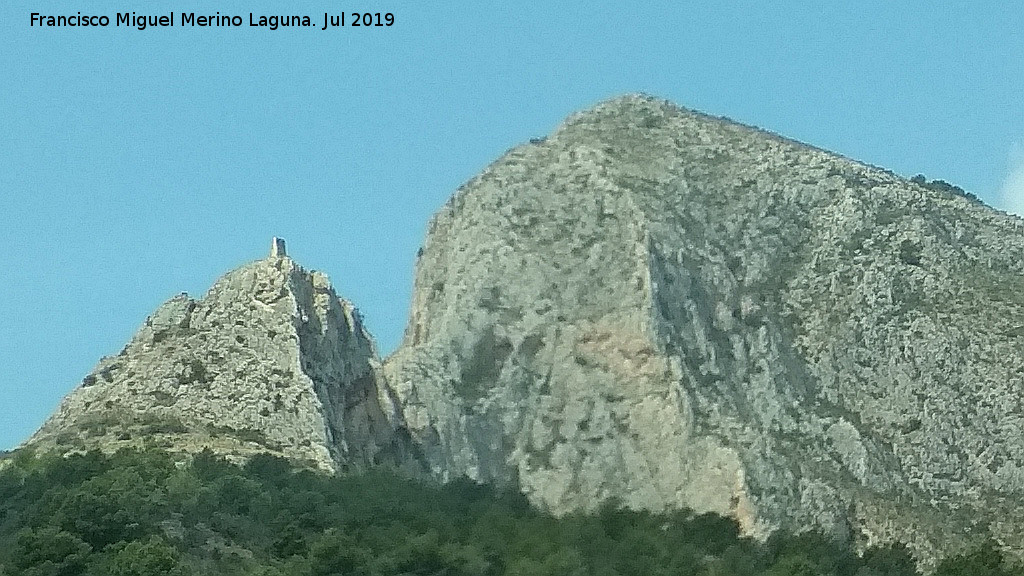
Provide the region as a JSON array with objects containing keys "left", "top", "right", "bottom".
[
  {"left": 29, "top": 246, "right": 409, "bottom": 473},
  {"left": 28, "top": 95, "right": 1024, "bottom": 562},
  {"left": 384, "top": 94, "right": 1024, "bottom": 560}
]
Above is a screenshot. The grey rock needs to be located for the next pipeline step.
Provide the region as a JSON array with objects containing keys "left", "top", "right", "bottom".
[
  {"left": 29, "top": 251, "right": 410, "bottom": 473},
  {"left": 384, "top": 94, "right": 1024, "bottom": 563},
  {"left": 27, "top": 94, "right": 1024, "bottom": 566}
]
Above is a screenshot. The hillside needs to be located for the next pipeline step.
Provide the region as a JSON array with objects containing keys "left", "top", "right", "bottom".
[
  {"left": 384, "top": 94, "right": 1024, "bottom": 560},
  {"left": 1, "top": 447, "right": 1007, "bottom": 576},
  {"left": 20, "top": 95, "right": 1024, "bottom": 566},
  {"left": 25, "top": 244, "right": 412, "bottom": 474}
]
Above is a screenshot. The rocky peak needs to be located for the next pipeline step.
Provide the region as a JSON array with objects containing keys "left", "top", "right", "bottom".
[
  {"left": 384, "top": 95, "right": 1024, "bottom": 562},
  {"left": 29, "top": 240, "right": 410, "bottom": 473},
  {"left": 26, "top": 96, "right": 1024, "bottom": 565}
]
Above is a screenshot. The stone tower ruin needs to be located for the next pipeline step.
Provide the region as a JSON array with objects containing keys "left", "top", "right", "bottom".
[{"left": 271, "top": 237, "right": 287, "bottom": 258}]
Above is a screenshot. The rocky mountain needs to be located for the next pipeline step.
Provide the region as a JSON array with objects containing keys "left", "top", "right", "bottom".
[
  {"left": 383, "top": 95, "right": 1024, "bottom": 561},
  {"left": 26, "top": 94, "right": 1024, "bottom": 563},
  {"left": 28, "top": 239, "right": 410, "bottom": 473}
]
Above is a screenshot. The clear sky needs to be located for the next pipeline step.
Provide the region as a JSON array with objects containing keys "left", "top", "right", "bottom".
[{"left": 3, "top": 1, "right": 1024, "bottom": 449}]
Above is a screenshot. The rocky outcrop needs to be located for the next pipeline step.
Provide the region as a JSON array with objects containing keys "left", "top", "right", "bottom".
[
  {"left": 28, "top": 94, "right": 1024, "bottom": 564},
  {"left": 384, "top": 94, "right": 1024, "bottom": 561},
  {"left": 29, "top": 245, "right": 410, "bottom": 473}
]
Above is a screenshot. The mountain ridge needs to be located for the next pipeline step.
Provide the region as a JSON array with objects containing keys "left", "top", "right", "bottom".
[{"left": 24, "top": 94, "right": 1024, "bottom": 565}]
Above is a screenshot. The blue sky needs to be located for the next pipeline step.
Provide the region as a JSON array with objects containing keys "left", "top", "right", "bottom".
[{"left": 3, "top": 1, "right": 1024, "bottom": 449}]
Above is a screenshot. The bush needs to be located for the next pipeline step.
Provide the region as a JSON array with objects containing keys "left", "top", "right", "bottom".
[
  {"left": 933, "top": 540, "right": 1014, "bottom": 576},
  {"left": 9, "top": 527, "right": 91, "bottom": 576},
  {"left": 106, "top": 537, "right": 189, "bottom": 576}
]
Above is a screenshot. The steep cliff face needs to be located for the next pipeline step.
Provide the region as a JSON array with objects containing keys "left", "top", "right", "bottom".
[
  {"left": 29, "top": 248, "right": 409, "bottom": 473},
  {"left": 27, "top": 95, "right": 1024, "bottom": 562},
  {"left": 384, "top": 94, "right": 1024, "bottom": 558}
]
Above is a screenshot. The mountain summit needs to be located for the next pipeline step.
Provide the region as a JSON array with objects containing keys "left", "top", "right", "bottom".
[
  {"left": 384, "top": 94, "right": 1024, "bottom": 559},
  {"left": 29, "top": 238, "right": 410, "bottom": 473},
  {"left": 28, "top": 95, "right": 1024, "bottom": 563}
]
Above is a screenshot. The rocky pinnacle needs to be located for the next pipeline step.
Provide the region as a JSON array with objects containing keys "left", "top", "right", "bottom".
[{"left": 29, "top": 240, "right": 410, "bottom": 473}]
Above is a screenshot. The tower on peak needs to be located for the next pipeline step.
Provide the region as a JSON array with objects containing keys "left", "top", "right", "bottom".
[{"left": 271, "top": 237, "right": 287, "bottom": 258}]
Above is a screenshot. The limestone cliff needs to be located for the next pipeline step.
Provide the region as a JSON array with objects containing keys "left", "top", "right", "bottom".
[
  {"left": 29, "top": 242, "right": 409, "bottom": 473},
  {"left": 384, "top": 94, "right": 1024, "bottom": 560},
  {"left": 28, "top": 95, "right": 1024, "bottom": 563}
]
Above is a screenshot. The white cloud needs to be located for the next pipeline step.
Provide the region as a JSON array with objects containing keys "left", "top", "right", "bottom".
[{"left": 999, "top": 143, "right": 1024, "bottom": 216}]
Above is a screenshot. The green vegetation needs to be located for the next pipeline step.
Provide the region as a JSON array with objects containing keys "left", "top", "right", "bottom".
[
  {"left": 909, "top": 174, "right": 981, "bottom": 204},
  {"left": 0, "top": 447, "right": 1017, "bottom": 575}
]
